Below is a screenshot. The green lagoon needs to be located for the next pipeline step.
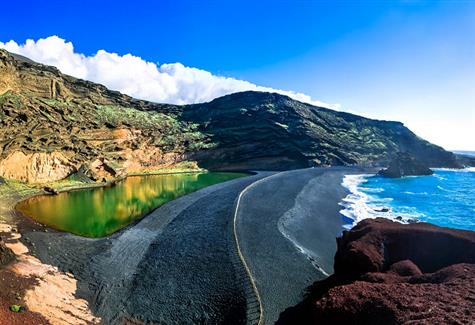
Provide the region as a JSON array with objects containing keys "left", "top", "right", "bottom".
[{"left": 16, "top": 172, "right": 246, "bottom": 238}]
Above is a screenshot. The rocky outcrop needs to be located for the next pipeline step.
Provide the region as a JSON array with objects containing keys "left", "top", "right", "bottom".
[
  {"left": 378, "top": 152, "right": 434, "bottom": 178},
  {"left": 310, "top": 263, "right": 475, "bottom": 325},
  {"left": 333, "top": 218, "right": 475, "bottom": 278},
  {"left": 455, "top": 152, "right": 475, "bottom": 168},
  {"left": 279, "top": 218, "right": 475, "bottom": 324}
]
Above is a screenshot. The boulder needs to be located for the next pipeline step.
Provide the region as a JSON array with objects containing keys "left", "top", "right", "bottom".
[
  {"left": 378, "top": 152, "right": 433, "bottom": 178},
  {"left": 43, "top": 186, "right": 59, "bottom": 195}
]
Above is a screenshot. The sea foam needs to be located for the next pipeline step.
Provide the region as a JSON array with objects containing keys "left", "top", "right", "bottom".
[
  {"left": 339, "top": 174, "right": 412, "bottom": 229},
  {"left": 340, "top": 168, "right": 475, "bottom": 231},
  {"left": 433, "top": 167, "right": 475, "bottom": 173}
]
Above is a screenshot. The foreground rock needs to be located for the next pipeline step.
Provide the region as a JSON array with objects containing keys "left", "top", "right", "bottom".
[
  {"left": 378, "top": 152, "right": 434, "bottom": 178},
  {"left": 279, "top": 218, "right": 475, "bottom": 324},
  {"left": 0, "top": 237, "right": 50, "bottom": 324}
]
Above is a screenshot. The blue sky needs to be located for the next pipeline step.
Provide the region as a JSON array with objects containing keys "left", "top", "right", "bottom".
[{"left": 1, "top": 0, "right": 474, "bottom": 150}]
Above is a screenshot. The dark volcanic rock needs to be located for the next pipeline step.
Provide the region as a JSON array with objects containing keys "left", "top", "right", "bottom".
[
  {"left": 378, "top": 152, "right": 434, "bottom": 178},
  {"left": 455, "top": 152, "right": 475, "bottom": 167},
  {"left": 43, "top": 186, "right": 59, "bottom": 195},
  {"left": 183, "top": 92, "right": 459, "bottom": 170},
  {"left": 278, "top": 218, "right": 475, "bottom": 324}
]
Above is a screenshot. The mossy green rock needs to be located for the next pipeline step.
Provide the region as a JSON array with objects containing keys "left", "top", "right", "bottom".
[{"left": 9, "top": 304, "right": 21, "bottom": 313}]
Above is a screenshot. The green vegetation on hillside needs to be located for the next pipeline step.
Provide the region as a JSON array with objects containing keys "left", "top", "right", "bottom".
[{"left": 0, "top": 48, "right": 460, "bottom": 180}]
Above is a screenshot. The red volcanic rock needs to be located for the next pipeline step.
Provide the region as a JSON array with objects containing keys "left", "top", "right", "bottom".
[
  {"left": 314, "top": 263, "right": 475, "bottom": 324},
  {"left": 279, "top": 218, "right": 475, "bottom": 324},
  {"left": 333, "top": 218, "right": 475, "bottom": 278},
  {"left": 388, "top": 259, "right": 422, "bottom": 276}
]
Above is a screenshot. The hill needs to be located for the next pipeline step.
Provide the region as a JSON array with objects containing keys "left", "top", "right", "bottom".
[
  {"left": 181, "top": 91, "right": 457, "bottom": 170},
  {"left": 0, "top": 49, "right": 459, "bottom": 183}
]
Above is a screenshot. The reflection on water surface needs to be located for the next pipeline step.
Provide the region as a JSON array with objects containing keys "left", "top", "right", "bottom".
[{"left": 17, "top": 172, "right": 246, "bottom": 237}]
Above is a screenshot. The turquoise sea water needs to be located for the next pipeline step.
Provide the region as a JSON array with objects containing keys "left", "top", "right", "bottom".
[{"left": 340, "top": 168, "right": 475, "bottom": 231}]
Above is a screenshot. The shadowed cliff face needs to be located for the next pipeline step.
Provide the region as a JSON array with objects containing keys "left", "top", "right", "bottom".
[{"left": 0, "top": 49, "right": 459, "bottom": 182}]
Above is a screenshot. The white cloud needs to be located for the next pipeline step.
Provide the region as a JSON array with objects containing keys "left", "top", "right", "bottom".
[{"left": 0, "top": 35, "right": 338, "bottom": 108}]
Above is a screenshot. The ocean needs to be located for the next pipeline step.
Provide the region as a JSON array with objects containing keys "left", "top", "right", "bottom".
[{"left": 340, "top": 167, "right": 475, "bottom": 231}]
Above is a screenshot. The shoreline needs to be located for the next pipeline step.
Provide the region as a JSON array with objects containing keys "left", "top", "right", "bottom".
[
  {"left": 0, "top": 181, "right": 99, "bottom": 324},
  {"left": 12, "top": 168, "right": 250, "bottom": 239},
  {"left": 3, "top": 167, "right": 212, "bottom": 229},
  {"left": 339, "top": 173, "right": 423, "bottom": 228},
  {"left": 3, "top": 168, "right": 204, "bottom": 237},
  {"left": 235, "top": 166, "right": 372, "bottom": 324},
  {"left": 11, "top": 167, "right": 255, "bottom": 212},
  {"left": 3, "top": 171, "right": 272, "bottom": 324},
  {"left": 340, "top": 168, "right": 475, "bottom": 231},
  {"left": 0, "top": 167, "right": 251, "bottom": 323},
  {"left": 0, "top": 166, "right": 377, "bottom": 324}
]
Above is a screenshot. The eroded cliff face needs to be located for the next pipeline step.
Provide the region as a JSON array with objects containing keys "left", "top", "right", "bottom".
[
  {"left": 0, "top": 49, "right": 209, "bottom": 183},
  {"left": 0, "top": 151, "right": 74, "bottom": 183},
  {"left": 0, "top": 147, "right": 192, "bottom": 184}
]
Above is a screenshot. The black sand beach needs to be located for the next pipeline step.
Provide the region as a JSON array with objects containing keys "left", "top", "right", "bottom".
[
  {"left": 19, "top": 172, "right": 270, "bottom": 324},
  {"left": 235, "top": 167, "right": 368, "bottom": 324},
  {"left": 15, "top": 167, "right": 369, "bottom": 324}
]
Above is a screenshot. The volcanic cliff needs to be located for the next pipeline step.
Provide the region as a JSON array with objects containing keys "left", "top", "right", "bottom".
[
  {"left": 0, "top": 49, "right": 460, "bottom": 183},
  {"left": 278, "top": 218, "right": 475, "bottom": 324}
]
